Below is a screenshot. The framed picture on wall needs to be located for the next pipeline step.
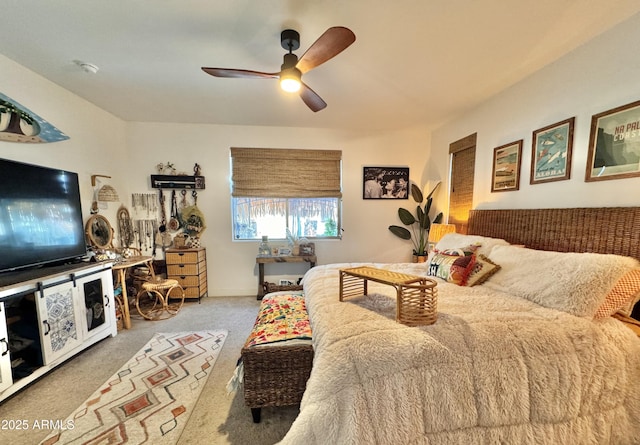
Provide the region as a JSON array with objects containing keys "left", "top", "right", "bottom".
[
  {"left": 586, "top": 99, "right": 640, "bottom": 182},
  {"left": 299, "top": 242, "right": 315, "bottom": 255},
  {"left": 491, "top": 140, "right": 523, "bottom": 192},
  {"left": 363, "top": 166, "right": 409, "bottom": 199},
  {"left": 530, "top": 117, "right": 574, "bottom": 184}
]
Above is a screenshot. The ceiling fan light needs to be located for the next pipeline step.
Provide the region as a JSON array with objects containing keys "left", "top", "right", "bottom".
[
  {"left": 280, "top": 78, "right": 301, "bottom": 93},
  {"left": 280, "top": 68, "right": 301, "bottom": 93}
]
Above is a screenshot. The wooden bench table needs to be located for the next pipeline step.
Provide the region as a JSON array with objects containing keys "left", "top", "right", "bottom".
[{"left": 339, "top": 266, "right": 438, "bottom": 326}]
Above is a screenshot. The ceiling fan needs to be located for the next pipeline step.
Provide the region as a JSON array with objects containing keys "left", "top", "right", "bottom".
[{"left": 201, "top": 26, "right": 356, "bottom": 112}]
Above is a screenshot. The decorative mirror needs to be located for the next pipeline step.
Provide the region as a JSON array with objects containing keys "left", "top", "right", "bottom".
[
  {"left": 85, "top": 214, "right": 114, "bottom": 249},
  {"left": 117, "top": 206, "right": 134, "bottom": 248}
]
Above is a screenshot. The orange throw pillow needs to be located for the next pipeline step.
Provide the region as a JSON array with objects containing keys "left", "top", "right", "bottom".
[{"left": 594, "top": 268, "right": 640, "bottom": 319}]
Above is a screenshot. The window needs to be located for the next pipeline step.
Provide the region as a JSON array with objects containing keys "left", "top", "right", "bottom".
[
  {"left": 230, "top": 148, "right": 342, "bottom": 240},
  {"left": 232, "top": 197, "right": 340, "bottom": 240}
]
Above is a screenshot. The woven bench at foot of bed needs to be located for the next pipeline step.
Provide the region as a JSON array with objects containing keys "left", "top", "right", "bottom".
[
  {"left": 241, "top": 291, "right": 314, "bottom": 423},
  {"left": 242, "top": 343, "right": 314, "bottom": 422}
]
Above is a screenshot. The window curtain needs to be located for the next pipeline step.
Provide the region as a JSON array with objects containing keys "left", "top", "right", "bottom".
[{"left": 230, "top": 147, "right": 342, "bottom": 198}]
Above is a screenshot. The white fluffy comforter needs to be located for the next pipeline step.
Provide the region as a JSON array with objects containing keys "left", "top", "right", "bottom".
[{"left": 278, "top": 262, "right": 640, "bottom": 445}]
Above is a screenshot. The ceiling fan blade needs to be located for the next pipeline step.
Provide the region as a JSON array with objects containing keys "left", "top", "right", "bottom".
[
  {"left": 296, "top": 26, "right": 356, "bottom": 73},
  {"left": 299, "top": 82, "right": 327, "bottom": 112},
  {"left": 201, "top": 67, "right": 279, "bottom": 79}
]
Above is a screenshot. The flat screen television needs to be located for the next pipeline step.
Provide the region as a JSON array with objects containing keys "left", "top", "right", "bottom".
[{"left": 0, "top": 158, "right": 87, "bottom": 273}]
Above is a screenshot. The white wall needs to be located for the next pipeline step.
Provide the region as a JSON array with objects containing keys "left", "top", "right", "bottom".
[
  {"left": 123, "top": 122, "right": 436, "bottom": 296},
  {"left": 431, "top": 12, "right": 640, "bottom": 216},
  {"left": 0, "top": 54, "right": 127, "bottom": 229}
]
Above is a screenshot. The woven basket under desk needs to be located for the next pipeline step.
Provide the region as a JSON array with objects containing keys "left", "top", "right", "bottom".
[
  {"left": 262, "top": 281, "right": 303, "bottom": 294},
  {"left": 241, "top": 343, "right": 314, "bottom": 421}
]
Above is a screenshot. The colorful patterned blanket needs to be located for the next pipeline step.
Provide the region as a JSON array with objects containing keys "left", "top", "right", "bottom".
[{"left": 244, "top": 294, "right": 312, "bottom": 347}]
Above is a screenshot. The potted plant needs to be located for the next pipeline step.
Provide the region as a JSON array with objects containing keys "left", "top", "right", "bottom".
[{"left": 388, "top": 181, "right": 443, "bottom": 262}]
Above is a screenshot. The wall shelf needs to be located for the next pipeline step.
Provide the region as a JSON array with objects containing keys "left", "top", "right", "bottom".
[{"left": 150, "top": 175, "right": 205, "bottom": 189}]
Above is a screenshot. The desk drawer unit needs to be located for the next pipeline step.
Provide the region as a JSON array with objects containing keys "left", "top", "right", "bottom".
[{"left": 165, "top": 247, "right": 207, "bottom": 301}]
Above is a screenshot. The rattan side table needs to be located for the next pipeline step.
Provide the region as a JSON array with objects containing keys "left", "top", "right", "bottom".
[
  {"left": 339, "top": 266, "right": 438, "bottom": 326},
  {"left": 135, "top": 277, "right": 185, "bottom": 320}
]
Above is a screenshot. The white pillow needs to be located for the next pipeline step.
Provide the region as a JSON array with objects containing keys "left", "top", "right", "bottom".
[
  {"left": 435, "top": 233, "right": 510, "bottom": 256},
  {"left": 484, "top": 245, "right": 640, "bottom": 317}
]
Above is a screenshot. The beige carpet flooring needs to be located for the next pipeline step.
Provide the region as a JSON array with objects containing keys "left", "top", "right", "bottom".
[{"left": 0, "top": 296, "right": 300, "bottom": 445}]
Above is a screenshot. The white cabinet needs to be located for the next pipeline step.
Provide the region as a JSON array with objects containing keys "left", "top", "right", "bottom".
[
  {"left": 75, "top": 269, "right": 116, "bottom": 343},
  {"left": 0, "top": 303, "right": 12, "bottom": 394},
  {"left": 0, "top": 262, "right": 116, "bottom": 402}
]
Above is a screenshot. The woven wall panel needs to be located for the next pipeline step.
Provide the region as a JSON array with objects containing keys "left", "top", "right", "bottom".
[
  {"left": 468, "top": 207, "right": 640, "bottom": 260},
  {"left": 231, "top": 147, "right": 342, "bottom": 198}
]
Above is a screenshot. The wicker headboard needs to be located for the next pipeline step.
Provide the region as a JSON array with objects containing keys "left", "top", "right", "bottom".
[{"left": 467, "top": 207, "right": 640, "bottom": 261}]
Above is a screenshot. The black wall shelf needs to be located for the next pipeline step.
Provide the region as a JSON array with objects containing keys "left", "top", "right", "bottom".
[{"left": 150, "top": 175, "right": 205, "bottom": 189}]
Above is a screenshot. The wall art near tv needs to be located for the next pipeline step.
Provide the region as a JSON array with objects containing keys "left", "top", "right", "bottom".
[
  {"left": 363, "top": 166, "right": 409, "bottom": 199},
  {"left": 586, "top": 99, "right": 640, "bottom": 182},
  {"left": 0, "top": 92, "right": 69, "bottom": 143}
]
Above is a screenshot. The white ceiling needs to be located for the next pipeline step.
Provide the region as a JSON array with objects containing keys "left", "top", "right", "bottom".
[{"left": 2, "top": 1, "right": 640, "bottom": 132}]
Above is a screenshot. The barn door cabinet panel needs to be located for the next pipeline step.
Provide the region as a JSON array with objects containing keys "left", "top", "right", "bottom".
[
  {"left": 36, "top": 281, "right": 84, "bottom": 364},
  {"left": 0, "top": 303, "right": 12, "bottom": 394},
  {"left": 75, "top": 269, "right": 116, "bottom": 343},
  {"left": 165, "top": 247, "right": 208, "bottom": 301}
]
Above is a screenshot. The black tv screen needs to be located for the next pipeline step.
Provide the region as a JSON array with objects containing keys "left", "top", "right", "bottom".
[{"left": 0, "top": 158, "right": 87, "bottom": 273}]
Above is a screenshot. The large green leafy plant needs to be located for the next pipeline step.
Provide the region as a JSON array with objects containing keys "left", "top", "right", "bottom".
[{"left": 388, "top": 181, "right": 443, "bottom": 255}]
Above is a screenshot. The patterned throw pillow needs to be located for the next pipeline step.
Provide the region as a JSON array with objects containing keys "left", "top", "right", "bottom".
[
  {"left": 594, "top": 268, "right": 640, "bottom": 319},
  {"left": 466, "top": 254, "right": 502, "bottom": 287},
  {"left": 427, "top": 251, "right": 477, "bottom": 286}
]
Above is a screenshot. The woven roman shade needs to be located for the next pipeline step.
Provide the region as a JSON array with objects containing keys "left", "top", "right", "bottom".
[
  {"left": 448, "top": 133, "right": 476, "bottom": 234},
  {"left": 230, "top": 147, "right": 342, "bottom": 198}
]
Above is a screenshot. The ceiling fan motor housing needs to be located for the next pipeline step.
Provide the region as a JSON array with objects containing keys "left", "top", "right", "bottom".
[
  {"left": 281, "top": 52, "right": 299, "bottom": 70},
  {"left": 281, "top": 29, "right": 300, "bottom": 51}
]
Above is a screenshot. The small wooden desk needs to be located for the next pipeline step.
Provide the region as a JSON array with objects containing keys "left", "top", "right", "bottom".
[
  {"left": 112, "top": 256, "right": 154, "bottom": 329},
  {"left": 339, "top": 266, "right": 438, "bottom": 326},
  {"left": 256, "top": 255, "right": 317, "bottom": 299}
]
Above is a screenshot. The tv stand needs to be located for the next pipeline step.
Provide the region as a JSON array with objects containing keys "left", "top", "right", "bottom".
[
  {"left": 0, "top": 262, "right": 116, "bottom": 402},
  {"left": 0, "top": 260, "right": 91, "bottom": 289}
]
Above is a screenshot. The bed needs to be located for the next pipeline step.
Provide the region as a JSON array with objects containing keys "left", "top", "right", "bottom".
[{"left": 278, "top": 207, "right": 640, "bottom": 445}]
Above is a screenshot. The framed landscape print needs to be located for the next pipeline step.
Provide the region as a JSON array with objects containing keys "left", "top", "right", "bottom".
[
  {"left": 586, "top": 99, "right": 640, "bottom": 182},
  {"left": 491, "top": 140, "right": 523, "bottom": 192},
  {"left": 530, "top": 117, "right": 574, "bottom": 184},
  {"left": 363, "top": 166, "right": 409, "bottom": 199}
]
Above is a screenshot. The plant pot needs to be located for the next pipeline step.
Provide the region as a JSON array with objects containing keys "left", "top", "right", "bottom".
[{"left": 412, "top": 254, "right": 428, "bottom": 263}]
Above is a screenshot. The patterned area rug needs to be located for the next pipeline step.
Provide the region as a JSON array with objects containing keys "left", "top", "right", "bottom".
[{"left": 41, "top": 330, "right": 227, "bottom": 445}]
